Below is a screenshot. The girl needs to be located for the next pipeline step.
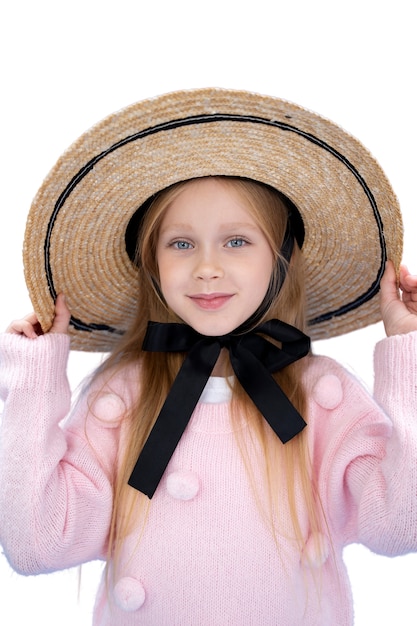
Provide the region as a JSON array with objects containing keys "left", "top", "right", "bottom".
[{"left": 1, "top": 88, "right": 417, "bottom": 625}]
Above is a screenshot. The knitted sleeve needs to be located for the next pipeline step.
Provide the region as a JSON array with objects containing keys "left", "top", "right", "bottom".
[
  {"left": 316, "top": 332, "right": 417, "bottom": 555},
  {"left": 0, "top": 333, "right": 121, "bottom": 575},
  {"left": 363, "top": 331, "right": 417, "bottom": 553}
]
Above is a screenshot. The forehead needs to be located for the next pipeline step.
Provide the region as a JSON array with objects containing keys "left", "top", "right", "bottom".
[{"left": 160, "top": 177, "right": 258, "bottom": 224}]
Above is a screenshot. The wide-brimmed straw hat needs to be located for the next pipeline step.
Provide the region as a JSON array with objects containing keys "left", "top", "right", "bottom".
[{"left": 23, "top": 88, "right": 403, "bottom": 351}]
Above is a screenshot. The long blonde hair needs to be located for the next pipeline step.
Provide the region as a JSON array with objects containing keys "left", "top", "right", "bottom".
[{"left": 93, "top": 176, "right": 322, "bottom": 576}]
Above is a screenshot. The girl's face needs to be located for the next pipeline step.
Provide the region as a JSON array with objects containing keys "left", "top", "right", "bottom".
[{"left": 156, "top": 178, "right": 275, "bottom": 336}]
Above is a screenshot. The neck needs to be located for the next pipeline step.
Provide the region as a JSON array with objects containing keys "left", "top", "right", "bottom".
[{"left": 211, "top": 348, "right": 229, "bottom": 376}]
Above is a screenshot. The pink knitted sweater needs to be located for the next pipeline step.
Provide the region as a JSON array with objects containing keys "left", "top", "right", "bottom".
[{"left": 0, "top": 331, "right": 417, "bottom": 625}]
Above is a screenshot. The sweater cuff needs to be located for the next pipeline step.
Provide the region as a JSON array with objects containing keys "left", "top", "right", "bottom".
[
  {"left": 374, "top": 330, "right": 417, "bottom": 414},
  {"left": 0, "top": 333, "right": 70, "bottom": 398}
]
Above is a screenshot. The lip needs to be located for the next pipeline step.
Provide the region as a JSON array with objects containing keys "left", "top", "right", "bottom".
[{"left": 188, "top": 293, "right": 234, "bottom": 311}]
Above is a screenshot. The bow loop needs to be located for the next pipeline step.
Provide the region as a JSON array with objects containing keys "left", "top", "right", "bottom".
[
  {"left": 128, "top": 319, "right": 310, "bottom": 498},
  {"left": 236, "top": 320, "right": 309, "bottom": 373}
]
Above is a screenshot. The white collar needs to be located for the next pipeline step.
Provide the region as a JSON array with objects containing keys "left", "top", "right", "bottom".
[{"left": 199, "top": 376, "right": 233, "bottom": 404}]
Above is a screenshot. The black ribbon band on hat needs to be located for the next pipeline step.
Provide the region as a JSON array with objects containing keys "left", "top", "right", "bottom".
[{"left": 128, "top": 320, "right": 310, "bottom": 498}]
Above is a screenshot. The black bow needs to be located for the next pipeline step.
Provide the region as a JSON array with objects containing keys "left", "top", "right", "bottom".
[{"left": 128, "top": 319, "right": 310, "bottom": 498}]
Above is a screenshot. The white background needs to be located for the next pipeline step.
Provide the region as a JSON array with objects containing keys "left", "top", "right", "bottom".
[{"left": 0, "top": 1, "right": 416, "bottom": 624}]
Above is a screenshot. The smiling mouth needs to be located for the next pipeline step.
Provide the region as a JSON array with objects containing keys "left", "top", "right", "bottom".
[{"left": 189, "top": 293, "right": 234, "bottom": 310}]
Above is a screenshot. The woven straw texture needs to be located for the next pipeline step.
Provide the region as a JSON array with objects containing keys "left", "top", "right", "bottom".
[{"left": 23, "top": 88, "right": 403, "bottom": 351}]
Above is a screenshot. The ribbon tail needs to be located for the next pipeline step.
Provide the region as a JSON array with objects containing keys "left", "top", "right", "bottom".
[
  {"left": 230, "top": 344, "right": 306, "bottom": 443},
  {"left": 128, "top": 340, "right": 221, "bottom": 498}
]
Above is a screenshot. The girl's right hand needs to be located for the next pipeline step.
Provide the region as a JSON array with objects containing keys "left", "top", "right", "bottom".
[{"left": 6, "top": 294, "right": 71, "bottom": 338}]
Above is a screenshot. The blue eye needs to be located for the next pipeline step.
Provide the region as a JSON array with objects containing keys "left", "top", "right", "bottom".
[
  {"left": 173, "top": 241, "right": 193, "bottom": 250},
  {"left": 227, "top": 238, "right": 247, "bottom": 248}
]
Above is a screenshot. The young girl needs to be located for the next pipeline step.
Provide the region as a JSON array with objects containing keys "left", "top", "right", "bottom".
[{"left": 1, "top": 88, "right": 417, "bottom": 625}]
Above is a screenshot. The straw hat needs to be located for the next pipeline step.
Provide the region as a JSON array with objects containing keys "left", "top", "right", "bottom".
[{"left": 23, "top": 88, "right": 403, "bottom": 351}]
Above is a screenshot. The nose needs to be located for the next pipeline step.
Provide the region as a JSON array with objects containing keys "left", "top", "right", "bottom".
[{"left": 193, "top": 247, "right": 224, "bottom": 281}]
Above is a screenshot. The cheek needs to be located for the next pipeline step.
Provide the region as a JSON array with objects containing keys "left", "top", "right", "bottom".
[
  {"left": 255, "top": 271, "right": 274, "bottom": 302},
  {"left": 256, "top": 252, "right": 275, "bottom": 290},
  {"left": 157, "top": 256, "right": 183, "bottom": 305},
  {"left": 156, "top": 248, "right": 169, "bottom": 283},
  {"left": 157, "top": 261, "right": 171, "bottom": 297}
]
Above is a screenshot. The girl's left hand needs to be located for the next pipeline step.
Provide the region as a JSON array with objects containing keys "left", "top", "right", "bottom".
[{"left": 380, "top": 261, "right": 417, "bottom": 336}]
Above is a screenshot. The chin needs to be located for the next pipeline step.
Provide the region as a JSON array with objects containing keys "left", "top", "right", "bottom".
[{"left": 190, "top": 321, "right": 242, "bottom": 337}]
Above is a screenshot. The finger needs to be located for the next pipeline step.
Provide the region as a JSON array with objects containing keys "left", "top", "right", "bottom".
[
  {"left": 6, "top": 312, "right": 43, "bottom": 338},
  {"left": 380, "top": 260, "right": 398, "bottom": 307},
  {"left": 399, "top": 265, "right": 417, "bottom": 300},
  {"left": 49, "top": 294, "right": 71, "bottom": 334}
]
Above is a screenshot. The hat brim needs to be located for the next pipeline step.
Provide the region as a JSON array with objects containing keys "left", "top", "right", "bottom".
[{"left": 23, "top": 88, "right": 403, "bottom": 351}]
